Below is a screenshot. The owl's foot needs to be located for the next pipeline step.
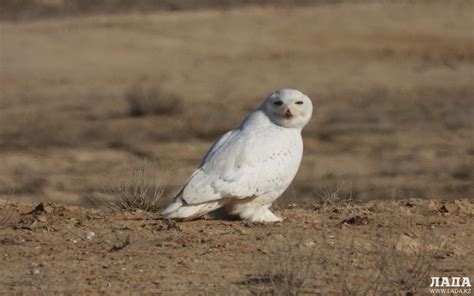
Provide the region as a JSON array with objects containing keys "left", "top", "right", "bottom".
[
  {"left": 250, "top": 208, "right": 283, "bottom": 223},
  {"left": 233, "top": 206, "right": 283, "bottom": 223}
]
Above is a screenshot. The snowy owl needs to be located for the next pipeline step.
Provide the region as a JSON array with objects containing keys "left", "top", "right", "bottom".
[{"left": 163, "top": 89, "right": 313, "bottom": 222}]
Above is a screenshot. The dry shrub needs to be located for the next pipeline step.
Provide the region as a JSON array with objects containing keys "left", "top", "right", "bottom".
[
  {"left": 246, "top": 236, "right": 316, "bottom": 295},
  {"left": 125, "top": 85, "right": 182, "bottom": 117},
  {"left": 314, "top": 182, "right": 357, "bottom": 227},
  {"left": 90, "top": 159, "right": 166, "bottom": 212},
  {"left": 372, "top": 233, "right": 436, "bottom": 295},
  {"left": 0, "top": 166, "right": 47, "bottom": 196},
  {"left": 339, "top": 227, "right": 438, "bottom": 295},
  {"left": 0, "top": 200, "right": 17, "bottom": 228},
  {"left": 0, "top": 109, "right": 81, "bottom": 149},
  {"left": 450, "top": 164, "right": 472, "bottom": 181},
  {"left": 315, "top": 182, "right": 356, "bottom": 206},
  {"left": 267, "top": 243, "right": 315, "bottom": 295},
  {"left": 10, "top": 166, "right": 47, "bottom": 195},
  {"left": 352, "top": 196, "right": 439, "bottom": 295}
]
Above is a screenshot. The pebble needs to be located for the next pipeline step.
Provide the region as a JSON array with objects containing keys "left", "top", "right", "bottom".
[
  {"left": 86, "top": 231, "right": 95, "bottom": 240},
  {"left": 274, "top": 234, "right": 285, "bottom": 241},
  {"left": 36, "top": 215, "right": 47, "bottom": 223},
  {"left": 235, "top": 229, "right": 246, "bottom": 235}
]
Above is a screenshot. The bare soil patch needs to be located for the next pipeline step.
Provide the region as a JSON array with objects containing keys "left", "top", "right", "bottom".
[{"left": 0, "top": 199, "right": 472, "bottom": 294}]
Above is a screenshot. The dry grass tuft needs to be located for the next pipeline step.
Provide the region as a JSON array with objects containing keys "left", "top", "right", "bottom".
[
  {"left": 373, "top": 234, "right": 436, "bottom": 295},
  {"left": 268, "top": 244, "right": 315, "bottom": 295},
  {"left": 90, "top": 159, "right": 166, "bottom": 212},
  {"left": 340, "top": 227, "right": 438, "bottom": 295},
  {"left": 315, "top": 182, "right": 357, "bottom": 206},
  {"left": 125, "top": 85, "right": 183, "bottom": 117},
  {"left": 246, "top": 236, "right": 316, "bottom": 295},
  {"left": 314, "top": 182, "right": 357, "bottom": 227},
  {"left": 0, "top": 200, "right": 17, "bottom": 229}
]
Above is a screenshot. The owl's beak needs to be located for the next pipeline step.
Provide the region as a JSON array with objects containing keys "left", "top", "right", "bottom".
[{"left": 284, "top": 109, "right": 293, "bottom": 119}]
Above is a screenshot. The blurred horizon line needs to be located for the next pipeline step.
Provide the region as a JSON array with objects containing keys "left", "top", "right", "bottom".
[{"left": 1, "top": 0, "right": 418, "bottom": 22}]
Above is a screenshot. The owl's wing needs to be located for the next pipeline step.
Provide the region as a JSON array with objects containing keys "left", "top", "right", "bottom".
[
  {"left": 180, "top": 128, "right": 285, "bottom": 205},
  {"left": 199, "top": 130, "right": 235, "bottom": 166}
]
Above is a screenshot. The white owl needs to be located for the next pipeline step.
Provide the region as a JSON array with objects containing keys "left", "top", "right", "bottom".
[{"left": 163, "top": 89, "right": 313, "bottom": 222}]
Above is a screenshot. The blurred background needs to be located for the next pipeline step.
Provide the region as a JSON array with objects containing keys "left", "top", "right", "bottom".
[{"left": 0, "top": 0, "right": 473, "bottom": 207}]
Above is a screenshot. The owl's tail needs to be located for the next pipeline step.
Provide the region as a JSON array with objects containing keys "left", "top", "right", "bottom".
[{"left": 162, "top": 196, "right": 222, "bottom": 220}]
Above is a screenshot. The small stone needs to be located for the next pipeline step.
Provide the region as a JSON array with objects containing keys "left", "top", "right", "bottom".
[
  {"left": 341, "top": 215, "right": 370, "bottom": 225},
  {"left": 26, "top": 203, "right": 47, "bottom": 215},
  {"left": 235, "top": 228, "right": 246, "bottom": 235},
  {"left": 86, "top": 231, "right": 95, "bottom": 240},
  {"left": 32, "top": 268, "right": 40, "bottom": 275},
  {"left": 438, "top": 203, "right": 458, "bottom": 214},
  {"left": 274, "top": 234, "right": 285, "bottom": 241},
  {"left": 36, "top": 215, "right": 47, "bottom": 223}
]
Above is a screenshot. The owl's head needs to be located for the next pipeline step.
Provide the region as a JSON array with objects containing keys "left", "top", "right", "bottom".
[{"left": 262, "top": 89, "right": 313, "bottom": 129}]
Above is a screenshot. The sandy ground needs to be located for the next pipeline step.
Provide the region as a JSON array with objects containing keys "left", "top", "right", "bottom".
[{"left": 0, "top": 198, "right": 472, "bottom": 295}]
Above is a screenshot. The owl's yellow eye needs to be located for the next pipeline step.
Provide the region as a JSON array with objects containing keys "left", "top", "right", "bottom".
[{"left": 295, "top": 101, "right": 303, "bottom": 105}]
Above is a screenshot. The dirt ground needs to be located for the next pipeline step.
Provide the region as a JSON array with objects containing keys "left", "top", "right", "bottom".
[{"left": 0, "top": 198, "right": 473, "bottom": 295}]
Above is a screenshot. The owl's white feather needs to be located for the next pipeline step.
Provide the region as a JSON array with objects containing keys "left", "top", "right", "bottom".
[{"left": 163, "top": 89, "right": 313, "bottom": 222}]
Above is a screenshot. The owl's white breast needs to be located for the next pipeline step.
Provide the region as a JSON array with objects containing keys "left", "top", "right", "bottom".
[{"left": 239, "top": 110, "right": 304, "bottom": 193}]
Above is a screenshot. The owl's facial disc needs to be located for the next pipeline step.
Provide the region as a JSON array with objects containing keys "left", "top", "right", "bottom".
[{"left": 264, "top": 89, "right": 313, "bottom": 129}]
